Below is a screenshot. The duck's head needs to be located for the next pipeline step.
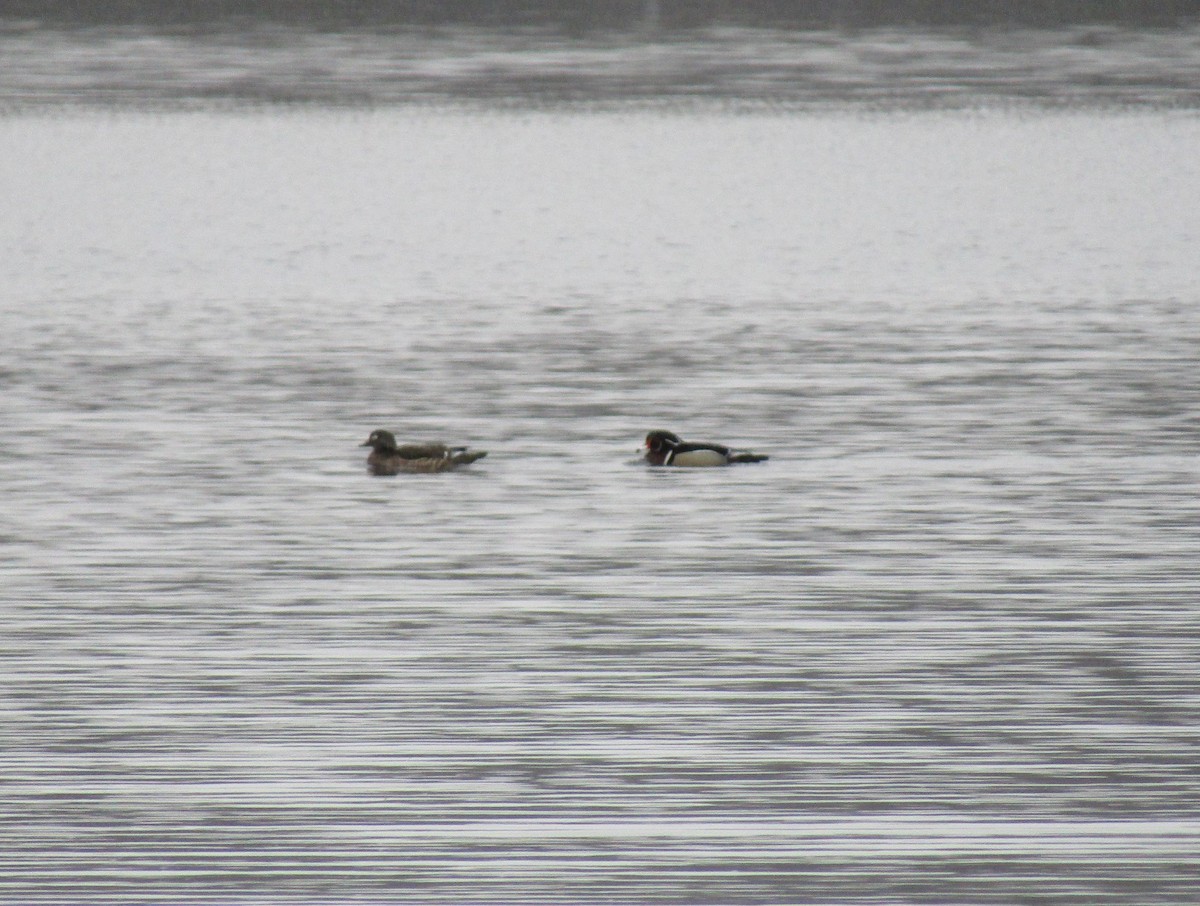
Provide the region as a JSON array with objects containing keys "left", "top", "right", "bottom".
[
  {"left": 361, "top": 429, "right": 399, "bottom": 452},
  {"left": 644, "top": 430, "right": 682, "bottom": 455}
]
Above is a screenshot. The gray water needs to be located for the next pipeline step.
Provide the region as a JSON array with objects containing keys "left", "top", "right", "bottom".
[
  {"left": 2, "top": 25, "right": 1200, "bottom": 906},
  {"left": 3, "top": 22, "right": 1200, "bottom": 106}
]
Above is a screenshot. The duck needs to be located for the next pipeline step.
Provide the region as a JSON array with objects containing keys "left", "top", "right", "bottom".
[
  {"left": 360, "top": 428, "right": 487, "bottom": 475},
  {"left": 643, "top": 429, "right": 768, "bottom": 467}
]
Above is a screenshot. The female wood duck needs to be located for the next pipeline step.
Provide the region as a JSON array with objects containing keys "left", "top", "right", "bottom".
[
  {"left": 361, "top": 428, "right": 487, "bottom": 475},
  {"left": 643, "top": 429, "right": 768, "bottom": 467}
]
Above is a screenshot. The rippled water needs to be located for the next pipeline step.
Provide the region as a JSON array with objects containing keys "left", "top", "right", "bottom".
[
  {"left": 2, "top": 29, "right": 1200, "bottom": 904},
  {"left": 3, "top": 22, "right": 1200, "bottom": 106}
]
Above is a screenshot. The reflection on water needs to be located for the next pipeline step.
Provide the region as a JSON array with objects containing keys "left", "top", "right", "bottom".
[{"left": 1, "top": 22, "right": 1199, "bottom": 106}]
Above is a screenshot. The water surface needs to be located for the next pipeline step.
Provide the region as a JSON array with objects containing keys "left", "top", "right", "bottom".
[{"left": 2, "top": 33, "right": 1199, "bottom": 906}]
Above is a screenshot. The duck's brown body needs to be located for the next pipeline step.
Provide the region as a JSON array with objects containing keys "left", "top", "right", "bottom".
[{"left": 361, "top": 429, "right": 487, "bottom": 475}]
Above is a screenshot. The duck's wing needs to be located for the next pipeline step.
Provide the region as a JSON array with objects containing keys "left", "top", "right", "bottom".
[
  {"left": 674, "top": 441, "right": 733, "bottom": 457},
  {"left": 393, "top": 442, "right": 455, "bottom": 460},
  {"left": 727, "top": 450, "right": 769, "bottom": 463},
  {"left": 672, "top": 440, "right": 768, "bottom": 466},
  {"left": 398, "top": 450, "right": 487, "bottom": 471}
]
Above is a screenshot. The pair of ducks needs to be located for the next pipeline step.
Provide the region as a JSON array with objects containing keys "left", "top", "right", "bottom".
[{"left": 361, "top": 428, "right": 769, "bottom": 475}]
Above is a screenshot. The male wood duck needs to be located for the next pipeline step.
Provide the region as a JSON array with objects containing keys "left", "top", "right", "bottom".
[
  {"left": 361, "top": 429, "right": 487, "bottom": 475},
  {"left": 643, "top": 429, "right": 769, "bottom": 467}
]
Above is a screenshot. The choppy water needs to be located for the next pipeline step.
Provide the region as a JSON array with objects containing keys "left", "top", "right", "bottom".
[{"left": 2, "top": 25, "right": 1200, "bottom": 906}]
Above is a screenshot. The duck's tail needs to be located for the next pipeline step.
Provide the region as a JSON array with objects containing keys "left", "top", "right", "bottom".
[{"left": 452, "top": 450, "right": 488, "bottom": 465}]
